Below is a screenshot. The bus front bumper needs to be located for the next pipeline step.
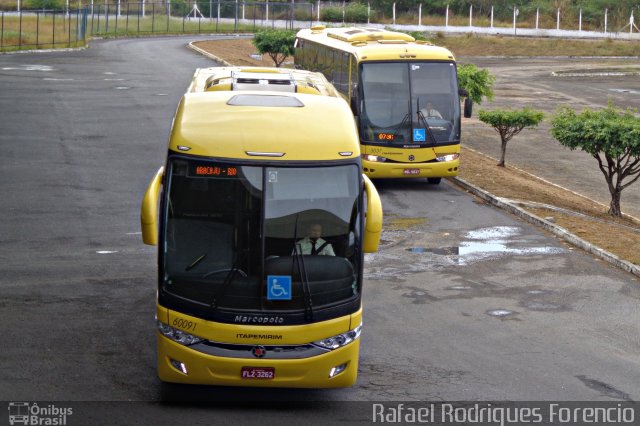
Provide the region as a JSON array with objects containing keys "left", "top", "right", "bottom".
[
  {"left": 362, "top": 158, "right": 459, "bottom": 179},
  {"left": 157, "top": 334, "right": 360, "bottom": 388}
]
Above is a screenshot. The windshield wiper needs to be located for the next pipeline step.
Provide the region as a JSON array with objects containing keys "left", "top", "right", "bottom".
[
  {"left": 391, "top": 111, "right": 412, "bottom": 142},
  {"left": 209, "top": 253, "right": 247, "bottom": 311},
  {"left": 292, "top": 215, "right": 313, "bottom": 321},
  {"left": 293, "top": 243, "right": 314, "bottom": 322},
  {"left": 185, "top": 253, "right": 206, "bottom": 271}
]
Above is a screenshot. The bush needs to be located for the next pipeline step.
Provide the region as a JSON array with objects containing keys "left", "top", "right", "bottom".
[
  {"left": 345, "top": 3, "right": 369, "bottom": 23},
  {"left": 321, "top": 6, "right": 343, "bottom": 23},
  {"left": 25, "top": 0, "right": 64, "bottom": 9}
]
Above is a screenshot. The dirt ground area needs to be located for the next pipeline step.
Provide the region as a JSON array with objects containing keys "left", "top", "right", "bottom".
[{"left": 191, "top": 38, "right": 640, "bottom": 267}]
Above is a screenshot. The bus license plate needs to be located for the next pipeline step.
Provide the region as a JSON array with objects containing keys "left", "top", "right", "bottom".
[
  {"left": 403, "top": 168, "right": 420, "bottom": 175},
  {"left": 241, "top": 367, "right": 275, "bottom": 380}
]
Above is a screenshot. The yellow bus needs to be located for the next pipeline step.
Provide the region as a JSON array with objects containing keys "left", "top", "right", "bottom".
[
  {"left": 295, "top": 26, "right": 473, "bottom": 184},
  {"left": 140, "top": 67, "right": 383, "bottom": 388}
]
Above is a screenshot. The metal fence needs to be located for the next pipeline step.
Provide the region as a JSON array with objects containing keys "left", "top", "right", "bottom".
[{"left": 0, "top": 1, "right": 312, "bottom": 51}]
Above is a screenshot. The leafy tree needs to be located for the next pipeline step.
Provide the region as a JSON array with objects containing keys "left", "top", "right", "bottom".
[
  {"left": 252, "top": 29, "right": 296, "bottom": 68},
  {"left": 551, "top": 104, "right": 640, "bottom": 217},
  {"left": 457, "top": 63, "right": 495, "bottom": 107},
  {"left": 478, "top": 107, "right": 544, "bottom": 167}
]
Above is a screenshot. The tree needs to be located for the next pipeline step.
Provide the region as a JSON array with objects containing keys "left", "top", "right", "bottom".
[
  {"left": 478, "top": 107, "right": 544, "bottom": 167},
  {"left": 252, "top": 29, "right": 296, "bottom": 68},
  {"left": 551, "top": 104, "right": 640, "bottom": 217},
  {"left": 457, "top": 63, "right": 495, "bottom": 107}
]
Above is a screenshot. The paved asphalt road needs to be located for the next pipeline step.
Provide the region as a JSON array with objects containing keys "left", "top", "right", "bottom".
[{"left": 0, "top": 37, "right": 638, "bottom": 424}]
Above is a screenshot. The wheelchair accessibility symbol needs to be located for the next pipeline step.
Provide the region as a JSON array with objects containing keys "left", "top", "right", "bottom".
[
  {"left": 413, "top": 128, "right": 426, "bottom": 142},
  {"left": 267, "top": 275, "right": 292, "bottom": 300}
]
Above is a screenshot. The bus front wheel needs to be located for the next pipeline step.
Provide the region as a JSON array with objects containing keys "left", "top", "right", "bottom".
[{"left": 427, "top": 177, "right": 442, "bottom": 185}]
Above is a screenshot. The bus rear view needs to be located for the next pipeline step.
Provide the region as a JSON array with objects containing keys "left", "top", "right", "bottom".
[{"left": 141, "top": 67, "right": 382, "bottom": 388}]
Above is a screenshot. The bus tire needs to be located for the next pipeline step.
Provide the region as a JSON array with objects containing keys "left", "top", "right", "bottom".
[{"left": 427, "top": 177, "right": 442, "bottom": 185}]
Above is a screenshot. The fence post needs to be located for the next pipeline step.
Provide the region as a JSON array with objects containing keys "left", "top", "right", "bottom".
[
  {"left": 367, "top": 2, "right": 369, "bottom": 25},
  {"left": 490, "top": 6, "right": 493, "bottom": 28},
  {"left": 418, "top": 3, "right": 421, "bottom": 27},
  {"left": 556, "top": 8, "right": 560, "bottom": 31},
  {"left": 392, "top": 2, "right": 395, "bottom": 25},
  {"left": 17, "top": 0, "right": 20, "bottom": 12},
  {"left": 536, "top": 8, "right": 539, "bottom": 30},
  {"left": 513, "top": 7, "right": 518, "bottom": 35},
  {"left": 445, "top": 4, "right": 448, "bottom": 27},
  {"left": 604, "top": 8, "right": 607, "bottom": 34},
  {"left": 579, "top": 8, "right": 582, "bottom": 31},
  {"left": 342, "top": 1, "right": 345, "bottom": 24},
  {"left": 469, "top": 5, "right": 472, "bottom": 27}
]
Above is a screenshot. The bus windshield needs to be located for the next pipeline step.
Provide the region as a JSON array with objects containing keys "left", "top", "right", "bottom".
[
  {"left": 162, "top": 157, "right": 362, "bottom": 313},
  {"left": 359, "top": 61, "right": 460, "bottom": 145}
]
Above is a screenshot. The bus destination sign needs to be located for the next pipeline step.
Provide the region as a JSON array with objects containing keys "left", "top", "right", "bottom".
[{"left": 189, "top": 163, "right": 238, "bottom": 178}]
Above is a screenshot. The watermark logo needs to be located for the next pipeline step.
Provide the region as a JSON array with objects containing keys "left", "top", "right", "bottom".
[{"left": 8, "top": 402, "right": 73, "bottom": 425}]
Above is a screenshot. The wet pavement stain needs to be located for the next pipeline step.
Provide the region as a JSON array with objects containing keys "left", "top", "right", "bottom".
[
  {"left": 486, "top": 309, "right": 521, "bottom": 320},
  {"left": 385, "top": 215, "right": 428, "bottom": 230},
  {"left": 366, "top": 225, "right": 566, "bottom": 282},
  {"left": 402, "top": 286, "right": 439, "bottom": 304},
  {"left": 575, "top": 375, "right": 633, "bottom": 401}
]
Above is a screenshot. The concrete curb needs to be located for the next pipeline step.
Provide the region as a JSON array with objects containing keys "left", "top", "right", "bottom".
[
  {"left": 462, "top": 146, "right": 640, "bottom": 224},
  {"left": 187, "top": 41, "right": 232, "bottom": 66},
  {"left": 451, "top": 176, "right": 640, "bottom": 278}
]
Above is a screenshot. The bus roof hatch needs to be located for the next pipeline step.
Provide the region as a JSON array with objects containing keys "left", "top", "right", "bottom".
[{"left": 230, "top": 70, "right": 296, "bottom": 93}]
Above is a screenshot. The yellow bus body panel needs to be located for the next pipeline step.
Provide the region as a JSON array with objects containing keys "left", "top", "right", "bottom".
[
  {"left": 362, "top": 144, "right": 460, "bottom": 179},
  {"left": 158, "top": 306, "right": 357, "bottom": 345},
  {"left": 296, "top": 27, "right": 456, "bottom": 63},
  {"left": 169, "top": 91, "right": 359, "bottom": 161},
  {"left": 157, "top": 334, "right": 359, "bottom": 387},
  {"left": 157, "top": 306, "right": 363, "bottom": 387}
]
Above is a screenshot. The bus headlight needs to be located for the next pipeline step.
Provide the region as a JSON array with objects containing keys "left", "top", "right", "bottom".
[
  {"left": 362, "top": 154, "right": 387, "bottom": 163},
  {"left": 313, "top": 323, "right": 362, "bottom": 350},
  {"left": 436, "top": 153, "right": 459, "bottom": 162},
  {"left": 157, "top": 320, "right": 204, "bottom": 346}
]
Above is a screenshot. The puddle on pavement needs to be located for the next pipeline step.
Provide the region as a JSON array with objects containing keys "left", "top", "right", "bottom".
[
  {"left": 366, "top": 225, "right": 564, "bottom": 280},
  {"left": 404, "top": 226, "right": 564, "bottom": 265},
  {"left": 487, "top": 309, "right": 516, "bottom": 318}
]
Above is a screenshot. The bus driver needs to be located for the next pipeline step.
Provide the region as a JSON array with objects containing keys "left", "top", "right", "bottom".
[
  {"left": 419, "top": 101, "right": 443, "bottom": 119},
  {"left": 294, "top": 223, "right": 335, "bottom": 256}
]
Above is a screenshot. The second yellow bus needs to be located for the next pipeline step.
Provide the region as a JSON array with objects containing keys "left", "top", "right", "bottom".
[{"left": 295, "top": 26, "right": 472, "bottom": 184}]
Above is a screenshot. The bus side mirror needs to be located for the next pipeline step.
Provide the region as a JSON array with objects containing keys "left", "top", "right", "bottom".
[
  {"left": 459, "top": 88, "right": 472, "bottom": 118},
  {"left": 140, "top": 166, "right": 164, "bottom": 246},
  {"left": 464, "top": 97, "right": 473, "bottom": 118},
  {"left": 350, "top": 96, "right": 358, "bottom": 115},
  {"left": 362, "top": 174, "right": 383, "bottom": 253}
]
